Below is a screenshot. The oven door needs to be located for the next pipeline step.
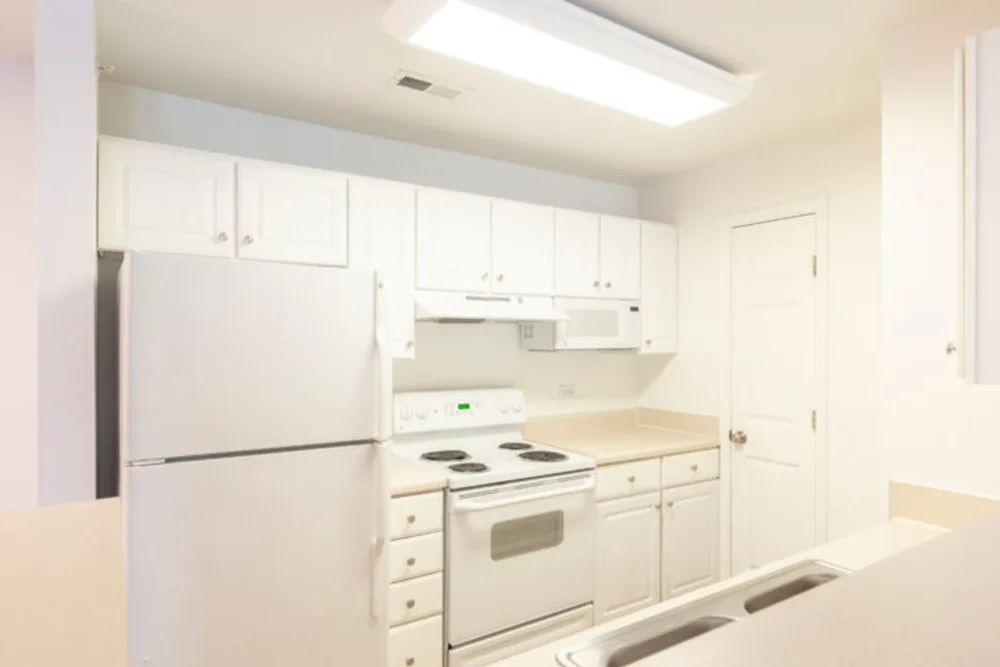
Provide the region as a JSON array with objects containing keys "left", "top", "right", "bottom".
[{"left": 446, "top": 472, "right": 596, "bottom": 646}]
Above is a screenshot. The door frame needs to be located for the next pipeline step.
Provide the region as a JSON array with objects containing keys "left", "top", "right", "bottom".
[{"left": 718, "top": 199, "right": 829, "bottom": 578}]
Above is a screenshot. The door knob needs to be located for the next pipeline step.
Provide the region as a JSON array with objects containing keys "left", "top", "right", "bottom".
[
  {"left": 731, "top": 430, "right": 748, "bottom": 445},
  {"left": 243, "top": 234, "right": 255, "bottom": 245}
]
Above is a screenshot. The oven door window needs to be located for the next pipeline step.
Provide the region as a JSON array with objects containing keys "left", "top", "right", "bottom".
[{"left": 490, "top": 511, "right": 565, "bottom": 561}]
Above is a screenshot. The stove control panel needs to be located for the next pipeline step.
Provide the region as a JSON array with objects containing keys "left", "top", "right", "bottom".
[{"left": 394, "top": 388, "right": 525, "bottom": 434}]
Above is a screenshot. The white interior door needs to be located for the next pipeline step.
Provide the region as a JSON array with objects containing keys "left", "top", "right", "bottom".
[
  {"left": 126, "top": 443, "right": 386, "bottom": 667},
  {"left": 730, "top": 215, "right": 818, "bottom": 574},
  {"left": 490, "top": 199, "right": 554, "bottom": 296},
  {"left": 598, "top": 217, "right": 641, "bottom": 299},
  {"left": 554, "top": 210, "right": 602, "bottom": 298},
  {"left": 236, "top": 161, "right": 349, "bottom": 266},
  {"left": 415, "top": 188, "right": 492, "bottom": 293}
]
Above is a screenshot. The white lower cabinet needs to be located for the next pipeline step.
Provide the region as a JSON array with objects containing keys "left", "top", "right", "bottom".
[
  {"left": 594, "top": 492, "right": 661, "bottom": 624},
  {"left": 390, "top": 615, "right": 443, "bottom": 667},
  {"left": 661, "top": 480, "right": 720, "bottom": 600}
]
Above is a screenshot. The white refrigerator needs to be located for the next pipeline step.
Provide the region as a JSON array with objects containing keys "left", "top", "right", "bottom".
[{"left": 120, "top": 252, "right": 392, "bottom": 667}]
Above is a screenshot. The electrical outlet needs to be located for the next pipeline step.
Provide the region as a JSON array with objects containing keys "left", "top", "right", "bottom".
[{"left": 558, "top": 383, "right": 576, "bottom": 398}]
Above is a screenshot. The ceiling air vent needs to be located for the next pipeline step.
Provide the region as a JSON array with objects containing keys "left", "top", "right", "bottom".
[{"left": 390, "top": 71, "right": 468, "bottom": 100}]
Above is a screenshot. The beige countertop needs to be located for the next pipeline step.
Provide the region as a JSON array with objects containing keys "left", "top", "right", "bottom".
[
  {"left": 391, "top": 453, "right": 447, "bottom": 497},
  {"left": 490, "top": 518, "right": 953, "bottom": 667},
  {"left": 524, "top": 410, "right": 718, "bottom": 466}
]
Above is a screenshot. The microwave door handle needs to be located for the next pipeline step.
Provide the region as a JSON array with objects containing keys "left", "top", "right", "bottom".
[{"left": 452, "top": 478, "right": 595, "bottom": 513}]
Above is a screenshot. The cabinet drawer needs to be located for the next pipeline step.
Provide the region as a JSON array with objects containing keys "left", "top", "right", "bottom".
[
  {"left": 596, "top": 459, "right": 660, "bottom": 500},
  {"left": 391, "top": 492, "right": 443, "bottom": 540},
  {"left": 661, "top": 450, "right": 719, "bottom": 488},
  {"left": 390, "top": 573, "right": 444, "bottom": 627},
  {"left": 389, "top": 615, "right": 443, "bottom": 667},
  {"left": 390, "top": 533, "right": 444, "bottom": 583}
]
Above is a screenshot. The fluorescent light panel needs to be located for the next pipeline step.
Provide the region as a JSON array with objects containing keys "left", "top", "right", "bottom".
[{"left": 384, "top": 0, "right": 752, "bottom": 127}]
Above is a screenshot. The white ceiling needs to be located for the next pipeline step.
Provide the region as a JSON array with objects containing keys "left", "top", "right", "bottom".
[
  {"left": 0, "top": 0, "right": 33, "bottom": 62},
  {"left": 97, "top": 0, "right": 947, "bottom": 183}
]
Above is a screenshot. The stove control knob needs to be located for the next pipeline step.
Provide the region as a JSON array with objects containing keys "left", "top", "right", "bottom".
[
  {"left": 399, "top": 406, "right": 412, "bottom": 421},
  {"left": 416, "top": 407, "right": 428, "bottom": 420},
  {"left": 513, "top": 403, "right": 523, "bottom": 413},
  {"left": 499, "top": 404, "right": 509, "bottom": 414}
]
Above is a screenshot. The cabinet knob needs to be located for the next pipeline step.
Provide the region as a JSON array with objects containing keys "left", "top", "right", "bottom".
[
  {"left": 497, "top": 273, "right": 504, "bottom": 282},
  {"left": 627, "top": 475, "right": 635, "bottom": 483},
  {"left": 215, "top": 231, "right": 229, "bottom": 243},
  {"left": 593, "top": 280, "right": 600, "bottom": 288},
  {"left": 690, "top": 463, "right": 699, "bottom": 472},
  {"left": 406, "top": 557, "right": 416, "bottom": 567},
  {"left": 645, "top": 340, "right": 652, "bottom": 346},
  {"left": 407, "top": 515, "right": 416, "bottom": 524},
  {"left": 406, "top": 659, "right": 415, "bottom": 666},
  {"left": 946, "top": 342, "right": 958, "bottom": 355},
  {"left": 605, "top": 281, "right": 612, "bottom": 288},
  {"left": 666, "top": 500, "right": 675, "bottom": 508},
  {"left": 406, "top": 340, "right": 414, "bottom": 349},
  {"left": 243, "top": 234, "right": 255, "bottom": 245},
  {"left": 377, "top": 281, "right": 384, "bottom": 289},
  {"left": 406, "top": 599, "right": 416, "bottom": 609},
  {"left": 481, "top": 272, "right": 489, "bottom": 281}
]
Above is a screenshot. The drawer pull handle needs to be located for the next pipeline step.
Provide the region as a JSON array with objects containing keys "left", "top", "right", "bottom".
[
  {"left": 627, "top": 475, "right": 636, "bottom": 483},
  {"left": 407, "top": 515, "right": 416, "bottom": 524},
  {"left": 406, "top": 557, "right": 416, "bottom": 567},
  {"left": 406, "top": 659, "right": 415, "bottom": 666},
  {"left": 690, "top": 464, "right": 699, "bottom": 471},
  {"left": 406, "top": 599, "right": 416, "bottom": 609}
]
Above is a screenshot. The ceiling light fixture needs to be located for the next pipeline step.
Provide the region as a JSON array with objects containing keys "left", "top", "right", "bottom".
[{"left": 383, "top": 0, "right": 753, "bottom": 127}]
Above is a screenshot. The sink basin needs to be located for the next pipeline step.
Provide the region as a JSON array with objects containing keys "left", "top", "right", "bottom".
[
  {"left": 557, "top": 560, "right": 848, "bottom": 667},
  {"left": 744, "top": 573, "right": 840, "bottom": 614},
  {"left": 606, "top": 616, "right": 734, "bottom": 667}
]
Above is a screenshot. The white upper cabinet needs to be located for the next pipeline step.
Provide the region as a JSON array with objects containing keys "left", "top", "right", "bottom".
[
  {"left": 98, "top": 137, "right": 236, "bottom": 256},
  {"left": 600, "top": 217, "right": 642, "bottom": 300},
  {"left": 554, "top": 210, "right": 602, "bottom": 298},
  {"left": 491, "top": 200, "right": 555, "bottom": 296},
  {"left": 661, "top": 480, "right": 720, "bottom": 600},
  {"left": 236, "top": 161, "right": 349, "bottom": 266},
  {"left": 640, "top": 222, "right": 679, "bottom": 355},
  {"left": 595, "top": 492, "right": 661, "bottom": 624},
  {"left": 416, "top": 189, "right": 492, "bottom": 293},
  {"left": 349, "top": 178, "right": 417, "bottom": 358}
]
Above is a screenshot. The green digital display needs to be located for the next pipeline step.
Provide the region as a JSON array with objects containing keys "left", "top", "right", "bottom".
[{"left": 457, "top": 403, "right": 471, "bottom": 411}]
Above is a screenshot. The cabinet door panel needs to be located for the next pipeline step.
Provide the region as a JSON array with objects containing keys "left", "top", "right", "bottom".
[
  {"left": 98, "top": 137, "right": 235, "bottom": 256},
  {"left": 662, "top": 481, "right": 720, "bottom": 600},
  {"left": 237, "top": 161, "right": 348, "bottom": 266},
  {"left": 349, "top": 178, "right": 416, "bottom": 358},
  {"left": 491, "top": 200, "right": 555, "bottom": 296},
  {"left": 640, "top": 222, "right": 679, "bottom": 355},
  {"left": 416, "top": 189, "right": 492, "bottom": 293},
  {"left": 554, "top": 210, "right": 602, "bottom": 298},
  {"left": 600, "top": 217, "right": 642, "bottom": 299},
  {"left": 595, "top": 493, "right": 660, "bottom": 624}
]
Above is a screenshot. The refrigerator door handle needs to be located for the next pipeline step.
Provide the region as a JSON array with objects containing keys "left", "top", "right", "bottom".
[{"left": 371, "top": 440, "right": 390, "bottom": 620}]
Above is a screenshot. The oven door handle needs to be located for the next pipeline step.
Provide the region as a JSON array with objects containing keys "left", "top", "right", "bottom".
[{"left": 452, "top": 478, "right": 595, "bottom": 513}]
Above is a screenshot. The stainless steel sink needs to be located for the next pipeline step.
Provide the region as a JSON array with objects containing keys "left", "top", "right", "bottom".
[{"left": 557, "top": 560, "right": 848, "bottom": 667}]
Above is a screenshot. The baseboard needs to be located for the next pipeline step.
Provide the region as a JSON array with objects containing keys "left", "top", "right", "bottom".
[{"left": 889, "top": 481, "right": 1000, "bottom": 529}]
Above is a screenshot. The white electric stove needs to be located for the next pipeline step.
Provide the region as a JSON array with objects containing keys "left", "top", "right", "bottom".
[
  {"left": 393, "top": 388, "right": 597, "bottom": 667},
  {"left": 392, "top": 388, "right": 595, "bottom": 490}
]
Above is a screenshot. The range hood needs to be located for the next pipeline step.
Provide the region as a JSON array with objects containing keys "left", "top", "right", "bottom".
[{"left": 415, "top": 291, "right": 568, "bottom": 324}]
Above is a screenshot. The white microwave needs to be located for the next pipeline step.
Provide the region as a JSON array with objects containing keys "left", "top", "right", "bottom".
[{"left": 520, "top": 298, "right": 641, "bottom": 351}]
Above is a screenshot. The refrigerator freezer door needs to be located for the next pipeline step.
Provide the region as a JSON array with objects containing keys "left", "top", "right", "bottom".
[
  {"left": 126, "top": 444, "right": 388, "bottom": 667},
  {"left": 121, "top": 253, "right": 379, "bottom": 462}
]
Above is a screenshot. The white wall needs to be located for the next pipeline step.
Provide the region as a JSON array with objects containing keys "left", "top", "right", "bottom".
[
  {"left": 637, "top": 121, "right": 884, "bottom": 539},
  {"left": 98, "top": 83, "right": 642, "bottom": 415},
  {"left": 882, "top": 1, "right": 1000, "bottom": 498},
  {"left": 0, "top": 59, "right": 38, "bottom": 509},
  {"left": 34, "top": 0, "right": 97, "bottom": 504}
]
